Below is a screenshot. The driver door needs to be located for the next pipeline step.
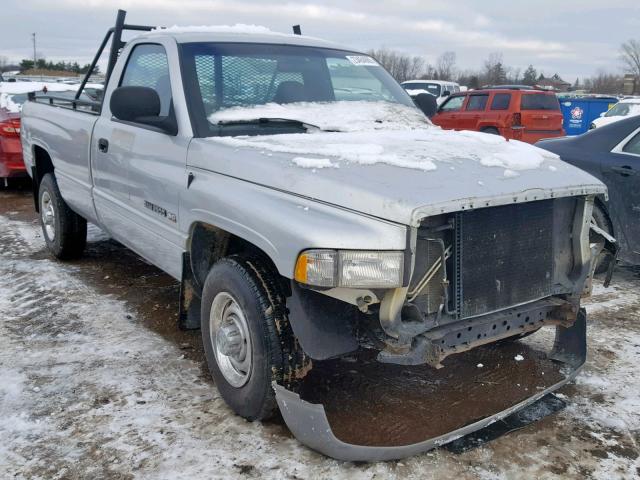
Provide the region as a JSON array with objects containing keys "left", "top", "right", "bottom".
[
  {"left": 432, "top": 95, "right": 466, "bottom": 130},
  {"left": 92, "top": 41, "right": 189, "bottom": 279}
]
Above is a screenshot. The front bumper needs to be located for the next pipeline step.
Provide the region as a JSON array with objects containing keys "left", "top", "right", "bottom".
[{"left": 274, "top": 308, "right": 586, "bottom": 461}]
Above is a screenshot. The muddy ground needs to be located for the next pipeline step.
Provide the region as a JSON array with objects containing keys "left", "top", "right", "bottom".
[{"left": 1, "top": 186, "right": 639, "bottom": 479}]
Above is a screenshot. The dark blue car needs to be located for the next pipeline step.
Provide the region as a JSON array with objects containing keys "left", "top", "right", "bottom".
[{"left": 537, "top": 116, "right": 640, "bottom": 270}]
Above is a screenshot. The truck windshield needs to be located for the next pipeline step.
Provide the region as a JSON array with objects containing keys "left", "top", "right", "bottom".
[{"left": 180, "top": 42, "right": 414, "bottom": 136}]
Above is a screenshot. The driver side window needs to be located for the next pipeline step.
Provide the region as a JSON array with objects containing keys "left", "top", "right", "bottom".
[
  {"left": 440, "top": 96, "right": 465, "bottom": 112},
  {"left": 120, "top": 44, "right": 172, "bottom": 116}
]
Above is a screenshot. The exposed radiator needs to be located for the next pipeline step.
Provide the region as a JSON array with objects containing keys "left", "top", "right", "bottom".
[{"left": 454, "top": 200, "right": 555, "bottom": 319}]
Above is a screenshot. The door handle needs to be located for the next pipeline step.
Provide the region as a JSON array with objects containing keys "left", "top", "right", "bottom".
[
  {"left": 611, "top": 165, "right": 635, "bottom": 176},
  {"left": 98, "top": 138, "right": 109, "bottom": 153}
]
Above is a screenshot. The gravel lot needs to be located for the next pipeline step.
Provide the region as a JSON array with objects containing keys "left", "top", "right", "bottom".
[{"left": 1, "top": 187, "right": 639, "bottom": 479}]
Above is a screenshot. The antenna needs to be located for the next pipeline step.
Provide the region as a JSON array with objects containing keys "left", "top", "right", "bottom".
[{"left": 292, "top": 25, "right": 302, "bottom": 35}]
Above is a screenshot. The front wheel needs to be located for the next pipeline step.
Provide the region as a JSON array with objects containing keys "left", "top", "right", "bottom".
[
  {"left": 201, "top": 255, "right": 307, "bottom": 421},
  {"left": 38, "top": 173, "right": 87, "bottom": 260}
]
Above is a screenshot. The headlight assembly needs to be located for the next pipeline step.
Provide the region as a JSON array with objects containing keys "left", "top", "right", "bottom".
[{"left": 294, "top": 249, "right": 404, "bottom": 288}]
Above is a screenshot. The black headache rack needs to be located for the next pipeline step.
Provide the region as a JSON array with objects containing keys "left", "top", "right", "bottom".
[{"left": 27, "top": 10, "right": 156, "bottom": 112}]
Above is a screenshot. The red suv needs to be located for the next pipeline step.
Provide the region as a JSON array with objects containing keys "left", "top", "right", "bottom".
[{"left": 431, "top": 86, "right": 565, "bottom": 143}]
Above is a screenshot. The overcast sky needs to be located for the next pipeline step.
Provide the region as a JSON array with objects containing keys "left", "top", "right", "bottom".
[{"left": 1, "top": 0, "right": 639, "bottom": 81}]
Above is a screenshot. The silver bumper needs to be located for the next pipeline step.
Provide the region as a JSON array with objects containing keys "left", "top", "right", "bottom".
[{"left": 274, "top": 309, "right": 587, "bottom": 462}]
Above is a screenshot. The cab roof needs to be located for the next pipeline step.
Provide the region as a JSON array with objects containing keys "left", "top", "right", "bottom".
[{"left": 136, "top": 26, "right": 351, "bottom": 52}]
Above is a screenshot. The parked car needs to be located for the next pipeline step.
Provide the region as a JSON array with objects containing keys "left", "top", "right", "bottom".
[
  {"left": 431, "top": 86, "right": 565, "bottom": 144},
  {"left": 401, "top": 80, "right": 460, "bottom": 105},
  {"left": 0, "top": 95, "right": 23, "bottom": 185},
  {"left": 537, "top": 115, "right": 640, "bottom": 270},
  {"left": 0, "top": 82, "right": 86, "bottom": 185},
  {"left": 21, "top": 10, "right": 610, "bottom": 461},
  {"left": 590, "top": 98, "right": 640, "bottom": 130}
]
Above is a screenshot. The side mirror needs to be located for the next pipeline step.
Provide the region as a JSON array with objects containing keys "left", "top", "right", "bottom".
[
  {"left": 110, "top": 86, "right": 177, "bottom": 135},
  {"left": 442, "top": 90, "right": 451, "bottom": 97},
  {"left": 414, "top": 92, "right": 438, "bottom": 118}
]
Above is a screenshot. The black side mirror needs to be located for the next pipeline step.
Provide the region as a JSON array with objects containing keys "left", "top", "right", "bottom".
[
  {"left": 414, "top": 92, "right": 438, "bottom": 118},
  {"left": 442, "top": 90, "right": 451, "bottom": 97},
  {"left": 110, "top": 86, "right": 177, "bottom": 135}
]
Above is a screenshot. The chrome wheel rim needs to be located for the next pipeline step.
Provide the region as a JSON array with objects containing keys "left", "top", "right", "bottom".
[
  {"left": 40, "top": 191, "right": 56, "bottom": 241},
  {"left": 210, "top": 292, "right": 252, "bottom": 387}
]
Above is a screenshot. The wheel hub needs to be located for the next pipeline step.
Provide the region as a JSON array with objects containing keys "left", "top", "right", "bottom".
[
  {"left": 40, "top": 191, "right": 56, "bottom": 241},
  {"left": 210, "top": 292, "right": 252, "bottom": 387}
]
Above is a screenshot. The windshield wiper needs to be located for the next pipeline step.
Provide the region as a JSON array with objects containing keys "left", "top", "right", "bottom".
[{"left": 216, "top": 117, "right": 321, "bottom": 131}]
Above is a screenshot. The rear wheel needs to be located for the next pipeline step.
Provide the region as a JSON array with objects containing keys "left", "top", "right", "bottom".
[
  {"left": 38, "top": 173, "right": 87, "bottom": 259},
  {"left": 590, "top": 203, "right": 614, "bottom": 275},
  {"left": 482, "top": 127, "right": 500, "bottom": 135},
  {"left": 201, "top": 255, "right": 307, "bottom": 420}
]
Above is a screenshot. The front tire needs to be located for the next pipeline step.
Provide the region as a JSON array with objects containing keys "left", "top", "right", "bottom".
[
  {"left": 201, "top": 255, "right": 306, "bottom": 421},
  {"left": 38, "top": 173, "right": 87, "bottom": 259}
]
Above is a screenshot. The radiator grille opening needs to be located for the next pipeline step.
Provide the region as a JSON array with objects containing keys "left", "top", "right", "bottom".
[{"left": 455, "top": 200, "right": 554, "bottom": 319}]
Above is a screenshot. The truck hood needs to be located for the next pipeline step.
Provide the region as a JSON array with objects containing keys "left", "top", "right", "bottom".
[{"left": 191, "top": 102, "right": 606, "bottom": 226}]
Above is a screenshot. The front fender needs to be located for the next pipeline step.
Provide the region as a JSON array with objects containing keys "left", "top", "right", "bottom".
[{"left": 181, "top": 167, "right": 408, "bottom": 279}]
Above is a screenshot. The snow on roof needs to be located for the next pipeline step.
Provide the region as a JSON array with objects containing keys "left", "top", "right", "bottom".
[
  {"left": 206, "top": 101, "right": 558, "bottom": 176},
  {"left": 146, "top": 24, "right": 289, "bottom": 37}
]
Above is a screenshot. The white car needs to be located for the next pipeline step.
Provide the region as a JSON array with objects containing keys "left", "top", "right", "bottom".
[
  {"left": 590, "top": 98, "right": 640, "bottom": 129},
  {"left": 401, "top": 80, "right": 460, "bottom": 105}
]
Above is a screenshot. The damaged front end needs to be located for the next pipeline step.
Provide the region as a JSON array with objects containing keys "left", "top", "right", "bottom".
[{"left": 276, "top": 194, "right": 615, "bottom": 461}]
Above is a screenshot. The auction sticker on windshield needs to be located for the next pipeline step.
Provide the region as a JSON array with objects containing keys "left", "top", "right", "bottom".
[{"left": 346, "top": 55, "right": 379, "bottom": 67}]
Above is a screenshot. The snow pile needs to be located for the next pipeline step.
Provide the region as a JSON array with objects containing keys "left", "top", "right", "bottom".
[
  {"left": 209, "top": 101, "right": 430, "bottom": 132},
  {"left": 0, "top": 81, "right": 78, "bottom": 95},
  {"left": 0, "top": 93, "right": 21, "bottom": 113},
  {"left": 0, "top": 82, "right": 79, "bottom": 112},
  {"left": 208, "top": 102, "right": 558, "bottom": 175}
]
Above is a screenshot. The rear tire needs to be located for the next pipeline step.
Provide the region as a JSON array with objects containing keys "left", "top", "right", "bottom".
[
  {"left": 38, "top": 173, "right": 87, "bottom": 260},
  {"left": 201, "top": 255, "right": 307, "bottom": 421},
  {"left": 591, "top": 203, "right": 613, "bottom": 275},
  {"left": 482, "top": 127, "right": 500, "bottom": 135}
]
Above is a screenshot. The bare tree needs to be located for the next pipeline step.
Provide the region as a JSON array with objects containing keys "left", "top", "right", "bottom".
[
  {"left": 435, "top": 51, "right": 456, "bottom": 80},
  {"left": 583, "top": 69, "right": 624, "bottom": 94},
  {"left": 482, "top": 52, "right": 507, "bottom": 86},
  {"left": 0, "top": 55, "right": 8, "bottom": 73},
  {"left": 620, "top": 39, "right": 640, "bottom": 79},
  {"left": 367, "top": 48, "right": 426, "bottom": 83}
]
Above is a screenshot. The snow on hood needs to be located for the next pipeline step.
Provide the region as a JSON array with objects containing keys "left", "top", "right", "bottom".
[{"left": 208, "top": 101, "right": 558, "bottom": 177}]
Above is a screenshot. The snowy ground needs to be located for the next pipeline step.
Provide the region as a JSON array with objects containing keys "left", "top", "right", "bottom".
[{"left": 1, "top": 188, "right": 639, "bottom": 479}]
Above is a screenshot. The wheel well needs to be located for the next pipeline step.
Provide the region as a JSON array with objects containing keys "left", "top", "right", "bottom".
[
  {"left": 32, "top": 146, "right": 54, "bottom": 212},
  {"left": 480, "top": 126, "right": 499, "bottom": 133},
  {"left": 188, "top": 222, "right": 286, "bottom": 294}
]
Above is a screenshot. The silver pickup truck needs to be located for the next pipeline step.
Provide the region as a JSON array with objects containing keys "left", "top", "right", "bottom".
[{"left": 21, "top": 11, "right": 614, "bottom": 461}]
